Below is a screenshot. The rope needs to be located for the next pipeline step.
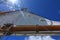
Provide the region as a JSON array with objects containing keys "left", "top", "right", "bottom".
[{"left": 35, "top": 25, "right": 39, "bottom": 34}]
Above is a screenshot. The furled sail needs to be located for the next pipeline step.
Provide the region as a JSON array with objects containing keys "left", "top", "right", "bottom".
[{"left": 0, "top": 8, "right": 48, "bottom": 26}]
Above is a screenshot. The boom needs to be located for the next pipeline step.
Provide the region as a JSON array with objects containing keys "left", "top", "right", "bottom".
[{"left": 0, "top": 25, "right": 60, "bottom": 35}]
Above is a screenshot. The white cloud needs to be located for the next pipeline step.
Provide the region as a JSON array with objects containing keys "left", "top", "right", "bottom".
[
  {"left": 43, "top": 36, "right": 55, "bottom": 40},
  {"left": 25, "top": 36, "right": 55, "bottom": 40}
]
